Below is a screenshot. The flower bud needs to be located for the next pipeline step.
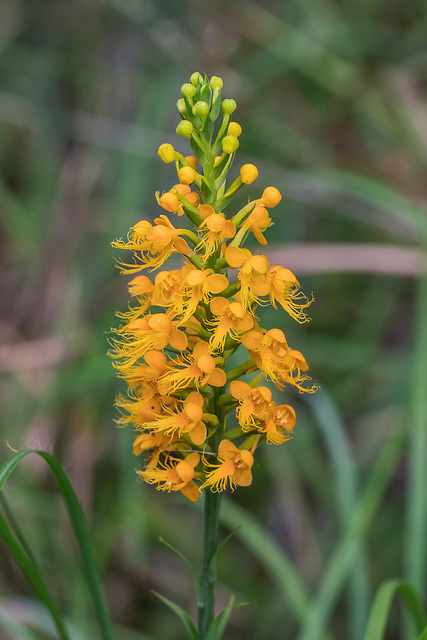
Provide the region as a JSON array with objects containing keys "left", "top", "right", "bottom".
[
  {"left": 227, "top": 122, "right": 242, "bottom": 137},
  {"left": 240, "top": 164, "right": 259, "bottom": 184},
  {"left": 159, "top": 192, "right": 180, "bottom": 213},
  {"left": 177, "top": 98, "right": 187, "bottom": 115},
  {"left": 222, "top": 135, "right": 239, "bottom": 154},
  {"left": 261, "top": 186, "right": 282, "bottom": 207},
  {"left": 181, "top": 83, "right": 196, "bottom": 100},
  {"left": 185, "top": 191, "right": 200, "bottom": 207},
  {"left": 221, "top": 99, "right": 237, "bottom": 115},
  {"left": 185, "top": 155, "right": 198, "bottom": 169},
  {"left": 157, "top": 143, "right": 176, "bottom": 164},
  {"left": 190, "top": 72, "right": 203, "bottom": 87},
  {"left": 210, "top": 76, "right": 223, "bottom": 91},
  {"left": 178, "top": 166, "right": 197, "bottom": 185},
  {"left": 176, "top": 120, "right": 194, "bottom": 138},
  {"left": 214, "top": 156, "right": 222, "bottom": 166},
  {"left": 192, "top": 101, "right": 210, "bottom": 118}
]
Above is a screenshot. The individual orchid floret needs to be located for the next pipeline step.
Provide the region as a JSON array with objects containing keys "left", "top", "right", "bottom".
[
  {"left": 201, "top": 440, "right": 254, "bottom": 492},
  {"left": 145, "top": 391, "right": 207, "bottom": 446},
  {"left": 229, "top": 380, "right": 273, "bottom": 429},
  {"left": 208, "top": 297, "right": 255, "bottom": 351},
  {"left": 159, "top": 340, "right": 226, "bottom": 393},
  {"left": 139, "top": 452, "right": 201, "bottom": 502}
]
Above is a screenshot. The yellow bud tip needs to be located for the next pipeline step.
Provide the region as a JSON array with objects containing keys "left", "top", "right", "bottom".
[
  {"left": 178, "top": 166, "right": 197, "bottom": 185},
  {"left": 185, "top": 155, "right": 198, "bottom": 169},
  {"left": 159, "top": 192, "right": 180, "bottom": 213},
  {"left": 222, "top": 135, "right": 239, "bottom": 154},
  {"left": 157, "top": 143, "right": 176, "bottom": 164},
  {"left": 240, "top": 164, "right": 259, "bottom": 184},
  {"left": 262, "top": 186, "right": 282, "bottom": 207},
  {"left": 214, "top": 155, "right": 222, "bottom": 166},
  {"left": 227, "top": 122, "right": 242, "bottom": 137}
]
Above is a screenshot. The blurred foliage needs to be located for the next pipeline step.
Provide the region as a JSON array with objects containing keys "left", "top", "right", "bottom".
[{"left": 1, "top": 0, "right": 427, "bottom": 639}]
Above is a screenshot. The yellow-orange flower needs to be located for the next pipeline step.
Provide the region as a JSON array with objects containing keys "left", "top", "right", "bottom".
[
  {"left": 139, "top": 452, "right": 201, "bottom": 502},
  {"left": 201, "top": 440, "right": 253, "bottom": 492},
  {"left": 208, "top": 297, "right": 255, "bottom": 351},
  {"left": 230, "top": 380, "right": 272, "bottom": 429},
  {"left": 159, "top": 340, "right": 226, "bottom": 393}
]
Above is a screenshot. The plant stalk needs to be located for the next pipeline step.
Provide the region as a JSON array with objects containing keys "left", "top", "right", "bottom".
[{"left": 198, "top": 488, "right": 223, "bottom": 638}]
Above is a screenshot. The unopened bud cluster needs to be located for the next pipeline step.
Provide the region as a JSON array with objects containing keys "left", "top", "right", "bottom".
[{"left": 110, "top": 73, "right": 316, "bottom": 502}]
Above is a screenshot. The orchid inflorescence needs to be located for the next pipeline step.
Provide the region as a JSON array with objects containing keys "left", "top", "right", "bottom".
[{"left": 110, "top": 72, "right": 317, "bottom": 502}]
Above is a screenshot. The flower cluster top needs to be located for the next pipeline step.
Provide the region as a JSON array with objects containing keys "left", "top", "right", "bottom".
[{"left": 110, "top": 72, "right": 317, "bottom": 502}]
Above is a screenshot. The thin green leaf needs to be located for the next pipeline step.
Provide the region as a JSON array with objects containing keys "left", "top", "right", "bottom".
[
  {"left": 0, "top": 450, "right": 115, "bottom": 640},
  {"left": 159, "top": 536, "right": 202, "bottom": 605},
  {"left": 0, "top": 493, "right": 41, "bottom": 572},
  {"left": 208, "top": 527, "right": 241, "bottom": 583},
  {"left": 0, "top": 511, "right": 71, "bottom": 640},
  {"left": 364, "top": 579, "right": 427, "bottom": 640},
  {"left": 297, "top": 433, "right": 405, "bottom": 640},
  {"left": 151, "top": 590, "right": 198, "bottom": 640},
  {"left": 206, "top": 594, "right": 248, "bottom": 640},
  {"left": 305, "top": 389, "right": 369, "bottom": 640}
]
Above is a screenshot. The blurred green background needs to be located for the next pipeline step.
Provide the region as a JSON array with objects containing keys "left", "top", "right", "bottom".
[{"left": 1, "top": 1, "right": 426, "bottom": 639}]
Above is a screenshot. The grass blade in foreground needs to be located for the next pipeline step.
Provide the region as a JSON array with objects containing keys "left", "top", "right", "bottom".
[
  {"left": 297, "top": 432, "right": 405, "bottom": 640},
  {"left": 0, "top": 449, "right": 115, "bottom": 640},
  {"left": 363, "top": 579, "right": 427, "bottom": 640}
]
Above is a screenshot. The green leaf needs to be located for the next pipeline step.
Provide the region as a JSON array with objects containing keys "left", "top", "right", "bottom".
[
  {"left": 159, "top": 536, "right": 203, "bottom": 606},
  {"left": 364, "top": 579, "right": 427, "bottom": 640},
  {"left": 206, "top": 594, "right": 248, "bottom": 640},
  {"left": 151, "top": 590, "right": 198, "bottom": 640},
  {"left": 0, "top": 511, "right": 72, "bottom": 640},
  {"left": 0, "top": 450, "right": 115, "bottom": 640},
  {"left": 208, "top": 527, "right": 241, "bottom": 583}
]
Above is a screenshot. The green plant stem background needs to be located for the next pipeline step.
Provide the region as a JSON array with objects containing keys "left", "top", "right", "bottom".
[{"left": 1, "top": 1, "right": 427, "bottom": 639}]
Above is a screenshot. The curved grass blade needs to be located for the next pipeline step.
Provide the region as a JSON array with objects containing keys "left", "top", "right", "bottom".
[
  {"left": 151, "top": 590, "right": 198, "bottom": 640},
  {"left": 297, "top": 432, "right": 405, "bottom": 640},
  {"left": 305, "top": 389, "right": 369, "bottom": 640},
  {"left": 0, "top": 511, "right": 71, "bottom": 640},
  {"left": 364, "top": 579, "right": 427, "bottom": 640},
  {"left": 0, "top": 493, "right": 41, "bottom": 572},
  {"left": 220, "top": 498, "right": 333, "bottom": 640},
  {"left": 0, "top": 450, "right": 115, "bottom": 640}
]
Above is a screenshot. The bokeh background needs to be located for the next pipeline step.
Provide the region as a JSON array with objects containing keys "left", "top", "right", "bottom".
[{"left": 1, "top": 1, "right": 427, "bottom": 639}]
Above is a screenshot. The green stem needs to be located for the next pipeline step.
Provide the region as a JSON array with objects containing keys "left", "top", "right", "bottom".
[{"left": 198, "top": 489, "right": 223, "bottom": 639}]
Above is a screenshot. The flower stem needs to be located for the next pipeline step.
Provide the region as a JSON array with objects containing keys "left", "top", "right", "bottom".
[{"left": 198, "top": 488, "right": 223, "bottom": 639}]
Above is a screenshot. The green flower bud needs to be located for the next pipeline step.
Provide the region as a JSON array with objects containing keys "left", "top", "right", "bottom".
[
  {"left": 181, "top": 83, "right": 196, "bottom": 100},
  {"left": 176, "top": 120, "right": 194, "bottom": 138},
  {"left": 221, "top": 99, "right": 237, "bottom": 115},
  {"left": 222, "top": 134, "right": 239, "bottom": 154},
  {"left": 177, "top": 98, "right": 187, "bottom": 116},
  {"left": 192, "top": 101, "right": 209, "bottom": 118},
  {"left": 190, "top": 71, "right": 203, "bottom": 87},
  {"left": 210, "top": 76, "right": 223, "bottom": 91}
]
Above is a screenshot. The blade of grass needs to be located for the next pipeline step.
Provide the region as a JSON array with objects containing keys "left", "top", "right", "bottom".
[
  {"left": 363, "top": 579, "right": 427, "bottom": 640},
  {"left": 220, "top": 498, "right": 332, "bottom": 640},
  {"left": 305, "top": 389, "right": 369, "bottom": 640},
  {"left": 404, "top": 241, "right": 427, "bottom": 635},
  {"left": 0, "top": 450, "right": 115, "bottom": 640},
  {"left": 0, "top": 511, "right": 72, "bottom": 640},
  {"left": 297, "top": 431, "right": 405, "bottom": 640}
]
